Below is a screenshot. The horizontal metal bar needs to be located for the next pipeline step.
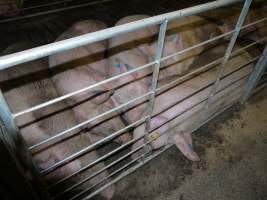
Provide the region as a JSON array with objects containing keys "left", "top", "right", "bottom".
[
  {"left": 0, "top": 0, "right": 112, "bottom": 24},
  {"left": 30, "top": 114, "right": 147, "bottom": 151},
  {"left": 53, "top": 140, "right": 148, "bottom": 198},
  {"left": 29, "top": 92, "right": 151, "bottom": 151},
  {"left": 82, "top": 144, "right": 168, "bottom": 200},
  {"left": 43, "top": 134, "right": 146, "bottom": 186},
  {"left": 161, "top": 30, "right": 234, "bottom": 62},
  {"left": 157, "top": 39, "right": 264, "bottom": 94},
  {"left": 241, "top": 16, "right": 267, "bottom": 31},
  {"left": 40, "top": 97, "right": 150, "bottom": 175},
  {"left": 40, "top": 116, "right": 149, "bottom": 183},
  {"left": 253, "top": 81, "right": 267, "bottom": 94},
  {"left": 72, "top": 149, "right": 147, "bottom": 200},
  {"left": 13, "top": 62, "right": 154, "bottom": 118},
  {"left": 0, "top": 0, "right": 240, "bottom": 70},
  {"left": 22, "top": 0, "right": 83, "bottom": 11}
]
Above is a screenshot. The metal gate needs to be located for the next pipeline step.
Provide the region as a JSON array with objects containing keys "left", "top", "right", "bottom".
[{"left": 0, "top": 0, "right": 267, "bottom": 199}]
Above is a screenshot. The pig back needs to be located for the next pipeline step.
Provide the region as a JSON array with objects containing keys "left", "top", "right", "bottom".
[
  {"left": 109, "top": 15, "right": 159, "bottom": 51},
  {"left": 49, "top": 20, "right": 110, "bottom": 105}
]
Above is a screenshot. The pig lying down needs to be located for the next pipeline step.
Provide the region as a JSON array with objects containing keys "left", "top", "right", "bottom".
[
  {"left": 108, "top": 15, "right": 223, "bottom": 161},
  {"left": 1, "top": 42, "right": 115, "bottom": 199},
  {"left": 128, "top": 44, "right": 253, "bottom": 162},
  {"left": 49, "top": 20, "right": 131, "bottom": 145}
]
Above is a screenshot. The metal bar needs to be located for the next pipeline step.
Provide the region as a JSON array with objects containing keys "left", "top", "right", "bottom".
[
  {"left": 29, "top": 92, "right": 151, "bottom": 151},
  {"left": 0, "top": 0, "right": 240, "bottom": 70},
  {"left": 0, "top": 91, "right": 49, "bottom": 200},
  {"left": 22, "top": 0, "right": 78, "bottom": 11},
  {"left": 72, "top": 150, "right": 147, "bottom": 200},
  {"left": 31, "top": 114, "right": 148, "bottom": 151},
  {"left": 0, "top": 131, "right": 41, "bottom": 200},
  {"left": 203, "top": 0, "right": 252, "bottom": 111},
  {"left": 241, "top": 16, "right": 267, "bottom": 31},
  {"left": 41, "top": 130, "right": 146, "bottom": 175},
  {"left": 241, "top": 45, "right": 267, "bottom": 103},
  {"left": 0, "top": 0, "right": 112, "bottom": 24},
  {"left": 53, "top": 140, "right": 148, "bottom": 198},
  {"left": 144, "top": 20, "right": 168, "bottom": 153},
  {"left": 13, "top": 62, "right": 155, "bottom": 118},
  {"left": 253, "top": 81, "right": 267, "bottom": 94},
  {"left": 157, "top": 39, "right": 264, "bottom": 94},
  {"left": 0, "top": 91, "right": 19, "bottom": 150},
  {"left": 161, "top": 30, "right": 234, "bottom": 62}
]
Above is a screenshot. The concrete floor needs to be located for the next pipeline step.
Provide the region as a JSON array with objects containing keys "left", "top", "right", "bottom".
[{"left": 114, "top": 87, "right": 267, "bottom": 200}]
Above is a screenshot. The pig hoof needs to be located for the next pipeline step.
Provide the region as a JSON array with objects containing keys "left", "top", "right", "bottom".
[
  {"left": 101, "top": 184, "right": 115, "bottom": 200},
  {"left": 174, "top": 133, "right": 200, "bottom": 162}
]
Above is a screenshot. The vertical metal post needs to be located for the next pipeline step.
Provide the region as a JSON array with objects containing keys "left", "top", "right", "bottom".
[
  {"left": 0, "top": 91, "right": 21, "bottom": 150},
  {"left": 0, "top": 90, "right": 50, "bottom": 200},
  {"left": 203, "top": 0, "right": 252, "bottom": 112},
  {"left": 241, "top": 45, "right": 267, "bottom": 103},
  {"left": 143, "top": 19, "right": 168, "bottom": 153}
]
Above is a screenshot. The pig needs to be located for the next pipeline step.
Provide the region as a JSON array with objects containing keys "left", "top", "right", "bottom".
[
  {"left": 108, "top": 15, "right": 159, "bottom": 124},
  {"left": 1, "top": 41, "right": 115, "bottom": 199},
  {"left": 49, "top": 20, "right": 131, "bottom": 145},
  {"left": 140, "top": 15, "right": 223, "bottom": 81},
  {"left": 202, "top": 7, "right": 267, "bottom": 42},
  {"left": 130, "top": 44, "right": 253, "bottom": 161}
]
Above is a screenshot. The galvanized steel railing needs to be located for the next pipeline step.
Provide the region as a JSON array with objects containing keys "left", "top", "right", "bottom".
[{"left": 1, "top": 0, "right": 267, "bottom": 199}]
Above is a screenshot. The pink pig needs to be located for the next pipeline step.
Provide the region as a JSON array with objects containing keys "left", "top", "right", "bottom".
[{"left": 49, "top": 20, "right": 131, "bottom": 145}]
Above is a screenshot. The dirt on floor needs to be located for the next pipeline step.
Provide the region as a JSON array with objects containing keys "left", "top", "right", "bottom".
[{"left": 113, "top": 87, "right": 267, "bottom": 200}]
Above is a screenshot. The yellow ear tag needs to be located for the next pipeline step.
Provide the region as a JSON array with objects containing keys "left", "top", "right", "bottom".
[{"left": 150, "top": 132, "right": 160, "bottom": 142}]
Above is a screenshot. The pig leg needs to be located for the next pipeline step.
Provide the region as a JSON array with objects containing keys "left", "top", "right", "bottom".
[{"left": 174, "top": 132, "right": 200, "bottom": 161}]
